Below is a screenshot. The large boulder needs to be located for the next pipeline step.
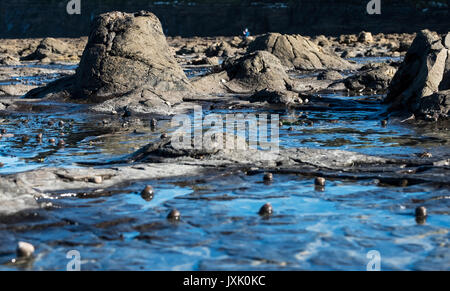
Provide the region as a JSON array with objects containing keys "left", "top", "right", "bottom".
[
  {"left": 385, "top": 30, "right": 449, "bottom": 119},
  {"left": 344, "top": 64, "right": 397, "bottom": 91},
  {"left": 24, "top": 11, "right": 191, "bottom": 113},
  {"left": 248, "top": 33, "right": 355, "bottom": 71},
  {"left": 73, "top": 11, "right": 191, "bottom": 101}
]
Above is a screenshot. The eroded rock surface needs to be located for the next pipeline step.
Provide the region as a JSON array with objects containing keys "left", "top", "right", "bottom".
[
  {"left": 248, "top": 33, "right": 355, "bottom": 70},
  {"left": 385, "top": 30, "right": 449, "bottom": 120}
]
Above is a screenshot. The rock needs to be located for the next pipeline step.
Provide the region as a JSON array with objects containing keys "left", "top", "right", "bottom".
[
  {"left": 24, "top": 11, "right": 192, "bottom": 114},
  {"left": 0, "top": 54, "right": 20, "bottom": 65},
  {"left": 0, "top": 84, "right": 38, "bottom": 97},
  {"left": 222, "top": 50, "right": 292, "bottom": 92},
  {"left": 344, "top": 64, "right": 397, "bottom": 91},
  {"left": 74, "top": 11, "right": 190, "bottom": 101},
  {"left": 317, "top": 70, "right": 343, "bottom": 81},
  {"left": 167, "top": 209, "right": 181, "bottom": 221},
  {"left": 358, "top": 31, "right": 374, "bottom": 43},
  {"left": 141, "top": 185, "right": 154, "bottom": 201},
  {"left": 385, "top": 30, "right": 449, "bottom": 118},
  {"left": 415, "top": 206, "right": 427, "bottom": 217},
  {"left": 249, "top": 89, "right": 299, "bottom": 105},
  {"left": 258, "top": 203, "right": 273, "bottom": 216},
  {"left": 0, "top": 177, "right": 39, "bottom": 216},
  {"left": 314, "top": 177, "right": 326, "bottom": 186},
  {"left": 444, "top": 33, "right": 450, "bottom": 49},
  {"left": 22, "top": 38, "right": 71, "bottom": 61},
  {"left": 205, "top": 41, "right": 236, "bottom": 58},
  {"left": 263, "top": 172, "right": 273, "bottom": 182},
  {"left": 248, "top": 33, "right": 354, "bottom": 70},
  {"left": 417, "top": 90, "right": 450, "bottom": 120},
  {"left": 17, "top": 241, "right": 35, "bottom": 258}
]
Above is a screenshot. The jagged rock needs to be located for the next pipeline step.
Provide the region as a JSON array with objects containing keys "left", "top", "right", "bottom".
[
  {"left": 248, "top": 33, "right": 354, "bottom": 70},
  {"left": 24, "top": 11, "right": 191, "bottom": 113},
  {"left": 385, "top": 30, "right": 449, "bottom": 119}
]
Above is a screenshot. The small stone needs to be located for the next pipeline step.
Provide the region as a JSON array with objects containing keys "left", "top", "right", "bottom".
[
  {"left": 381, "top": 119, "right": 388, "bottom": 127},
  {"left": 314, "top": 177, "right": 326, "bottom": 186},
  {"left": 16, "top": 241, "right": 35, "bottom": 258},
  {"left": 161, "top": 133, "right": 168, "bottom": 139},
  {"left": 167, "top": 209, "right": 181, "bottom": 221},
  {"left": 263, "top": 172, "right": 273, "bottom": 182},
  {"left": 141, "top": 185, "right": 154, "bottom": 200},
  {"left": 258, "top": 203, "right": 273, "bottom": 216},
  {"left": 49, "top": 138, "right": 56, "bottom": 143},
  {"left": 57, "top": 139, "right": 65, "bottom": 147},
  {"left": 58, "top": 120, "right": 65, "bottom": 127},
  {"left": 1, "top": 129, "right": 6, "bottom": 134},
  {"left": 0, "top": 162, "right": 4, "bottom": 167},
  {"left": 37, "top": 133, "right": 43, "bottom": 140},
  {"left": 415, "top": 206, "right": 427, "bottom": 218},
  {"left": 92, "top": 176, "right": 103, "bottom": 184}
]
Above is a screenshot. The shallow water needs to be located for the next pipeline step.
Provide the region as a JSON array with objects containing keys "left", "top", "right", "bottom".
[{"left": 0, "top": 60, "right": 449, "bottom": 270}]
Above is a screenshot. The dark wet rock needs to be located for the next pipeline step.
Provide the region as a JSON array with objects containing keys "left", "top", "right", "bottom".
[
  {"left": 385, "top": 30, "right": 449, "bottom": 120},
  {"left": 24, "top": 12, "right": 192, "bottom": 114},
  {"left": 141, "top": 185, "right": 154, "bottom": 201},
  {"left": 417, "top": 90, "right": 450, "bottom": 120},
  {"left": 16, "top": 241, "right": 35, "bottom": 258},
  {"left": 344, "top": 64, "right": 397, "bottom": 91},
  {"left": 249, "top": 89, "right": 300, "bottom": 105},
  {"left": 314, "top": 177, "right": 326, "bottom": 186},
  {"left": 258, "top": 203, "right": 273, "bottom": 216},
  {"left": 415, "top": 206, "right": 427, "bottom": 218},
  {"left": 263, "top": 172, "right": 273, "bottom": 182},
  {"left": 167, "top": 209, "right": 181, "bottom": 221},
  {"left": 248, "top": 33, "right": 354, "bottom": 70},
  {"left": 21, "top": 38, "right": 71, "bottom": 62}
]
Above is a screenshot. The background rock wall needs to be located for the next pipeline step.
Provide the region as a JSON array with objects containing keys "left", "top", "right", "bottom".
[{"left": 0, "top": 0, "right": 449, "bottom": 38}]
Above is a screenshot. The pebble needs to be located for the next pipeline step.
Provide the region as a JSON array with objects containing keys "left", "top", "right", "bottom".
[
  {"left": 1, "top": 129, "right": 6, "bottom": 134},
  {"left": 167, "top": 209, "right": 181, "bottom": 221},
  {"left": 263, "top": 172, "right": 273, "bottom": 182},
  {"left": 37, "top": 133, "right": 43, "bottom": 141},
  {"left": 161, "top": 133, "right": 168, "bottom": 139},
  {"left": 419, "top": 152, "right": 432, "bottom": 158},
  {"left": 92, "top": 176, "right": 103, "bottom": 184},
  {"left": 141, "top": 185, "right": 154, "bottom": 200},
  {"left": 16, "top": 241, "right": 35, "bottom": 258},
  {"left": 415, "top": 206, "right": 427, "bottom": 218},
  {"left": 0, "top": 162, "right": 4, "bottom": 167},
  {"left": 49, "top": 138, "right": 56, "bottom": 143},
  {"left": 314, "top": 177, "right": 326, "bottom": 186},
  {"left": 258, "top": 203, "right": 273, "bottom": 216},
  {"left": 381, "top": 119, "right": 388, "bottom": 127},
  {"left": 57, "top": 139, "right": 65, "bottom": 148}
]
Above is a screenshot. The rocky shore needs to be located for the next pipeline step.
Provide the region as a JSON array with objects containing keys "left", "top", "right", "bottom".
[{"left": 0, "top": 11, "right": 449, "bottom": 270}]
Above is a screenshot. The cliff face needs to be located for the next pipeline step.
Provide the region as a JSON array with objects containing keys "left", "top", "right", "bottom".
[{"left": 0, "top": 0, "right": 448, "bottom": 38}]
